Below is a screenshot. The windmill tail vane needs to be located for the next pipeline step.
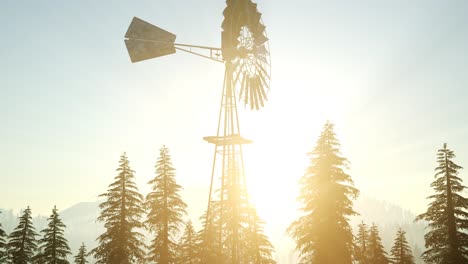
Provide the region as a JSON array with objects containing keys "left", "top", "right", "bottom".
[{"left": 125, "top": 17, "right": 223, "bottom": 63}]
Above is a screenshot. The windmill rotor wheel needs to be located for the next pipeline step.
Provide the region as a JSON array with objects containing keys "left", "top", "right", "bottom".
[{"left": 222, "top": 0, "right": 271, "bottom": 110}]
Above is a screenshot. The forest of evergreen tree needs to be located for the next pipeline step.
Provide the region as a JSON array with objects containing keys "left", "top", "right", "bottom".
[{"left": 1, "top": 122, "right": 468, "bottom": 264}]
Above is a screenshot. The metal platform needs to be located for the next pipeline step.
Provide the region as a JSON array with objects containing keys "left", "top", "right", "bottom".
[{"left": 203, "top": 134, "right": 252, "bottom": 146}]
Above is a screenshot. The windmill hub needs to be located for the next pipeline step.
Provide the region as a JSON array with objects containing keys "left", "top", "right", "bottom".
[
  {"left": 238, "top": 26, "right": 254, "bottom": 49},
  {"left": 237, "top": 47, "right": 252, "bottom": 58}
]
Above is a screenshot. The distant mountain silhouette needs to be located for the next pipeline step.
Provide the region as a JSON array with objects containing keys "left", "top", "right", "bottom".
[
  {"left": 0, "top": 196, "right": 426, "bottom": 263},
  {"left": 58, "top": 201, "right": 105, "bottom": 253}
]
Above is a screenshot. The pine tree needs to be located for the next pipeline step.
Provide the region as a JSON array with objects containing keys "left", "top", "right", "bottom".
[
  {"left": 73, "top": 243, "right": 88, "bottom": 264},
  {"left": 287, "top": 121, "right": 359, "bottom": 263},
  {"left": 145, "top": 146, "right": 187, "bottom": 264},
  {"left": 243, "top": 208, "right": 276, "bottom": 264},
  {"left": 35, "top": 206, "right": 71, "bottom": 263},
  {"left": 355, "top": 221, "right": 369, "bottom": 264},
  {"left": 31, "top": 249, "right": 46, "bottom": 264},
  {"left": 197, "top": 201, "right": 222, "bottom": 264},
  {"left": 7, "top": 206, "right": 38, "bottom": 264},
  {"left": 0, "top": 211, "right": 7, "bottom": 262},
  {"left": 178, "top": 221, "right": 198, "bottom": 264},
  {"left": 92, "top": 153, "right": 146, "bottom": 264},
  {"left": 197, "top": 194, "right": 275, "bottom": 263},
  {"left": 5, "top": 243, "right": 13, "bottom": 264},
  {"left": 415, "top": 143, "right": 468, "bottom": 264},
  {"left": 367, "top": 224, "right": 389, "bottom": 264},
  {"left": 389, "top": 228, "right": 415, "bottom": 264}
]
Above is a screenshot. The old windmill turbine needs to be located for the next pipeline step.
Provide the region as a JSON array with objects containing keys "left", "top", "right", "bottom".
[{"left": 124, "top": 0, "right": 270, "bottom": 262}]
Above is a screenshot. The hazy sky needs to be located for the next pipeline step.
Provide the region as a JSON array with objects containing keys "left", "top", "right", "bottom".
[{"left": 2, "top": 0, "right": 468, "bottom": 254}]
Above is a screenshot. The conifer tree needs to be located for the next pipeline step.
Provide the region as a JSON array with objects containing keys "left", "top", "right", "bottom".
[
  {"left": 178, "top": 221, "right": 198, "bottom": 264},
  {"left": 197, "top": 194, "right": 275, "bottom": 263},
  {"left": 31, "top": 249, "right": 46, "bottom": 264},
  {"left": 197, "top": 201, "right": 222, "bottom": 264},
  {"left": 416, "top": 143, "right": 468, "bottom": 264},
  {"left": 5, "top": 244, "right": 13, "bottom": 264},
  {"left": 92, "top": 153, "right": 146, "bottom": 264},
  {"left": 367, "top": 224, "right": 389, "bottom": 264},
  {"left": 145, "top": 146, "right": 187, "bottom": 264},
  {"left": 389, "top": 228, "right": 415, "bottom": 264},
  {"left": 73, "top": 243, "right": 88, "bottom": 264},
  {"left": 0, "top": 211, "right": 7, "bottom": 262},
  {"left": 243, "top": 208, "right": 276, "bottom": 264},
  {"left": 355, "top": 221, "right": 369, "bottom": 264},
  {"left": 287, "top": 121, "right": 359, "bottom": 263},
  {"left": 35, "top": 206, "right": 71, "bottom": 263},
  {"left": 7, "top": 206, "right": 38, "bottom": 264}
]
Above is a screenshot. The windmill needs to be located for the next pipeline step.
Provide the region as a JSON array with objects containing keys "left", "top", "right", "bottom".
[{"left": 124, "top": 1, "right": 270, "bottom": 262}]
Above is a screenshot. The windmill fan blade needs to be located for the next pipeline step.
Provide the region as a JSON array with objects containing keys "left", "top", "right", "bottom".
[
  {"left": 257, "top": 53, "right": 268, "bottom": 64},
  {"left": 256, "top": 45, "right": 269, "bottom": 64},
  {"left": 249, "top": 78, "right": 255, "bottom": 110},
  {"left": 255, "top": 60, "right": 270, "bottom": 80},
  {"left": 222, "top": 31, "right": 238, "bottom": 59},
  {"left": 254, "top": 74, "right": 266, "bottom": 106},
  {"left": 247, "top": 2, "right": 258, "bottom": 11},
  {"left": 243, "top": 75, "right": 249, "bottom": 106},
  {"left": 252, "top": 77, "right": 260, "bottom": 110},
  {"left": 257, "top": 69, "right": 269, "bottom": 92},
  {"left": 233, "top": 61, "right": 243, "bottom": 85},
  {"left": 239, "top": 72, "right": 247, "bottom": 103},
  {"left": 256, "top": 45, "right": 267, "bottom": 56},
  {"left": 252, "top": 23, "right": 266, "bottom": 37},
  {"left": 254, "top": 33, "right": 269, "bottom": 46}
]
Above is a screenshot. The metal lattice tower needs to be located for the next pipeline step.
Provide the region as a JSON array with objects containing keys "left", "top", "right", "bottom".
[{"left": 203, "top": 61, "right": 252, "bottom": 263}]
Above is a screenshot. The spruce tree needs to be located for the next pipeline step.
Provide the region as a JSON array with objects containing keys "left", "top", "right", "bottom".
[
  {"left": 415, "top": 143, "right": 468, "bottom": 264},
  {"left": 0, "top": 211, "right": 7, "bottom": 262},
  {"left": 355, "top": 221, "right": 369, "bottom": 264},
  {"left": 197, "top": 195, "right": 275, "bottom": 263},
  {"left": 31, "top": 249, "right": 46, "bottom": 264},
  {"left": 7, "top": 206, "right": 38, "bottom": 264},
  {"left": 73, "top": 243, "right": 88, "bottom": 264},
  {"left": 92, "top": 153, "right": 146, "bottom": 264},
  {"left": 5, "top": 244, "right": 13, "bottom": 264},
  {"left": 243, "top": 208, "right": 276, "bottom": 264},
  {"left": 35, "top": 206, "right": 71, "bottom": 263},
  {"left": 389, "top": 228, "right": 415, "bottom": 264},
  {"left": 367, "top": 224, "right": 389, "bottom": 264},
  {"left": 287, "top": 121, "right": 359, "bottom": 263},
  {"left": 178, "top": 221, "right": 198, "bottom": 264},
  {"left": 197, "top": 201, "right": 222, "bottom": 264},
  {"left": 145, "top": 146, "right": 187, "bottom": 264}
]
